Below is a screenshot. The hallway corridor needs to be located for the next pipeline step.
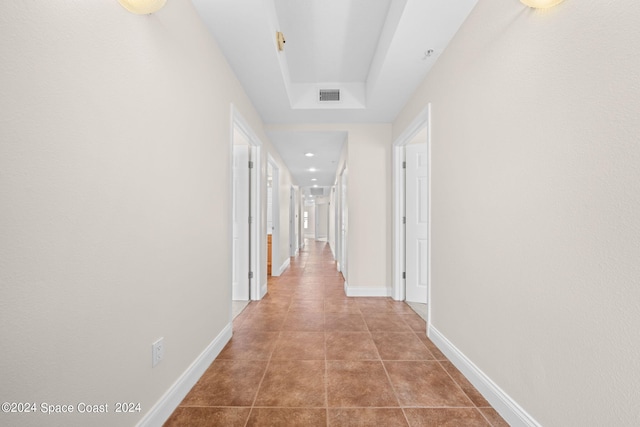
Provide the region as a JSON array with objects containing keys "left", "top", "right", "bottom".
[{"left": 165, "top": 241, "right": 507, "bottom": 426}]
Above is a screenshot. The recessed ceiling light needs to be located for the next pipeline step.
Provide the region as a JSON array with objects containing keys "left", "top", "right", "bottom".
[
  {"left": 305, "top": 152, "right": 314, "bottom": 157},
  {"left": 311, "top": 178, "right": 317, "bottom": 181},
  {"left": 309, "top": 168, "right": 316, "bottom": 172},
  {"left": 313, "top": 185, "right": 318, "bottom": 188}
]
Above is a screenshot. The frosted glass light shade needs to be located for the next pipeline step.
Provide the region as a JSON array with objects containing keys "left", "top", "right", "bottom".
[
  {"left": 520, "top": 0, "right": 564, "bottom": 9},
  {"left": 118, "top": 0, "right": 167, "bottom": 14},
  {"left": 520, "top": 0, "right": 565, "bottom": 8}
]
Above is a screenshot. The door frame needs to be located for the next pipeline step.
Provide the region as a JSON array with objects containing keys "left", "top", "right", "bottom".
[
  {"left": 392, "top": 105, "right": 431, "bottom": 327},
  {"left": 339, "top": 167, "right": 348, "bottom": 281},
  {"left": 267, "top": 155, "right": 281, "bottom": 276},
  {"left": 230, "top": 105, "right": 262, "bottom": 301},
  {"left": 289, "top": 186, "right": 297, "bottom": 256}
]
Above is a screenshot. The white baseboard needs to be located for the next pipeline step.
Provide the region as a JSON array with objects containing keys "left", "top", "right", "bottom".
[
  {"left": 274, "top": 257, "right": 290, "bottom": 276},
  {"left": 137, "top": 323, "right": 233, "bottom": 427},
  {"left": 428, "top": 325, "right": 541, "bottom": 427},
  {"left": 344, "top": 283, "right": 392, "bottom": 297},
  {"left": 259, "top": 281, "right": 267, "bottom": 299}
]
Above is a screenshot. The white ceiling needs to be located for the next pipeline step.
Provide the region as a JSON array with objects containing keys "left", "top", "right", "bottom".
[
  {"left": 192, "top": 0, "right": 477, "bottom": 186},
  {"left": 267, "top": 130, "right": 346, "bottom": 189},
  {"left": 275, "top": 0, "right": 393, "bottom": 84}
]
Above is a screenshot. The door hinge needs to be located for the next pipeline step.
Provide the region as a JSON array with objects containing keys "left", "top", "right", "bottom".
[
  {"left": 402, "top": 216, "right": 406, "bottom": 224},
  {"left": 249, "top": 216, "right": 252, "bottom": 224},
  {"left": 402, "top": 272, "right": 406, "bottom": 279},
  {"left": 402, "top": 161, "right": 406, "bottom": 169},
  {"left": 248, "top": 161, "right": 254, "bottom": 169},
  {"left": 249, "top": 271, "right": 254, "bottom": 279}
]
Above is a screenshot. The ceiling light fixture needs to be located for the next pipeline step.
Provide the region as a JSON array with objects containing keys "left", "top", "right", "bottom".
[
  {"left": 309, "top": 168, "right": 316, "bottom": 172},
  {"left": 118, "top": 0, "right": 166, "bottom": 14},
  {"left": 520, "top": 0, "right": 565, "bottom": 8},
  {"left": 276, "top": 31, "right": 286, "bottom": 51},
  {"left": 305, "top": 153, "right": 315, "bottom": 157},
  {"left": 311, "top": 178, "right": 317, "bottom": 181}
]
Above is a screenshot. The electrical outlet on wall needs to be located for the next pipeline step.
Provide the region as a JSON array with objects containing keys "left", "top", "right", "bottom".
[{"left": 152, "top": 338, "right": 164, "bottom": 367}]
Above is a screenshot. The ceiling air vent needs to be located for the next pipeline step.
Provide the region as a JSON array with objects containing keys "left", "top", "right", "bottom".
[
  {"left": 310, "top": 188, "right": 324, "bottom": 196},
  {"left": 319, "top": 89, "right": 340, "bottom": 102}
]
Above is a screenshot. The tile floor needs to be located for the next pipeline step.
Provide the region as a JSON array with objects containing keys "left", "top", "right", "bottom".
[{"left": 164, "top": 240, "right": 509, "bottom": 426}]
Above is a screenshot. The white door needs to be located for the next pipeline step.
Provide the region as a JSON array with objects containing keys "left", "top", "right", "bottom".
[
  {"left": 405, "top": 142, "right": 429, "bottom": 303},
  {"left": 340, "top": 169, "right": 348, "bottom": 278},
  {"left": 290, "top": 187, "right": 296, "bottom": 256},
  {"left": 316, "top": 203, "right": 329, "bottom": 240},
  {"left": 232, "top": 144, "right": 250, "bottom": 301}
]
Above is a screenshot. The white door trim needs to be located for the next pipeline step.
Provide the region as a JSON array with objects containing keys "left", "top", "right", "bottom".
[
  {"left": 289, "top": 186, "right": 297, "bottom": 256},
  {"left": 392, "top": 105, "right": 431, "bottom": 324},
  {"left": 230, "top": 104, "right": 262, "bottom": 301},
  {"left": 267, "top": 155, "right": 281, "bottom": 276}
]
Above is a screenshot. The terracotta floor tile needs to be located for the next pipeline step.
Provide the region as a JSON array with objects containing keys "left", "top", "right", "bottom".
[
  {"left": 271, "top": 331, "right": 326, "bottom": 360},
  {"left": 217, "top": 330, "right": 278, "bottom": 360},
  {"left": 249, "top": 305, "right": 290, "bottom": 318},
  {"left": 417, "top": 335, "right": 448, "bottom": 360},
  {"left": 371, "top": 332, "right": 434, "bottom": 360},
  {"left": 403, "top": 408, "right": 490, "bottom": 427},
  {"left": 240, "top": 312, "right": 287, "bottom": 332},
  {"left": 478, "top": 408, "right": 510, "bottom": 426},
  {"left": 327, "top": 360, "right": 399, "bottom": 407},
  {"left": 246, "top": 408, "right": 327, "bottom": 426},
  {"left": 168, "top": 240, "right": 503, "bottom": 426},
  {"left": 292, "top": 291, "right": 325, "bottom": 301},
  {"left": 400, "top": 314, "right": 427, "bottom": 333},
  {"left": 326, "top": 332, "right": 380, "bottom": 360},
  {"left": 355, "top": 298, "right": 393, "bottom": 311},
  {"left": 363, "top": 314, "right": 414, "bottom": 332},
  {"left": 254, "top": 360, "right": 326, "bottom": 407},
  {"left": 328, "top": 408, "right": 408, "bottom": 426},
  {"left": 389, "top": 301, "right": 420, "bottom": 314},
  {"left": 324, "top": 299, "right": 360, "bottom": 313},
  {"left": 384, "top": 361, "right": 473, "bottom": 407},
  {"left": 181, "top": 359, "right": 268, "bottom": 407},
  {"left": 163, "top": 407, "right": 250, "bottom": 427},
  {"left": 232, "top": 314, "right": 249, "bottom": 331},
  {"left": 325, "top": 313, "right": 368, "bottom": 331},
  {"left": 295, "top": 278, "right": 329, "bottom": 286},
  {"left": 289, "top": 299, "right": 325, "bottom": 313},
  {"left": 440, "top": 361, "right": 491, "bottom": 407},
  {"left": 324, "top": 289, "right": 349, "bottom": 299},
  {"left": 282, "top": 312, "right": 325, "bottom": 331},
  {"left": 255, "top": 296, "right": 292, "bottom": 306}
]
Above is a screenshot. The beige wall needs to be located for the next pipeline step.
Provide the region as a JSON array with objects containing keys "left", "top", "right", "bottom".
[
  {"left": 394, "top": 1, "right": 640, "bottom": 425},
  {"left": 344, "top": 125, "right": 393, "bottom": 291},
  {"left": 0, "top": 2, "right": 286, "bottom": 426}
]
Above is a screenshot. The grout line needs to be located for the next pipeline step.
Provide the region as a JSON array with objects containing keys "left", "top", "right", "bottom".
[
  {"left": 177, "top": 241, "right": 502, "bottom": 425},
  {"left": 436, "top": 360, "right": 477, "bottom": 408},
  {"left": 476, "top": 407, "right": 498, "bottom": 427}
]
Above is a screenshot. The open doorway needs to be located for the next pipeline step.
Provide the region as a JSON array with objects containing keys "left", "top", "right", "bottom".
[
  {"left": 230, "top": 106, "right": 261, "bottom": 310},
  {"left": 267, "top": 163, "right": 273, "bottom": 276},
  {"left": 339, "top": 168, "right": 348, "bottom": 280},
  {"left": 232, "top": 129, "right": 251, "bottom": 302},
  {"left": 404, "top": 130, "right": 429, "bottom": 319},
  {"left": 290, "top": 186, "right": 297, "bottom": 256},
  {"left": 393, "top": 105, "right": 431, "bottom": 327},
  {"left": 267, "top": 156, "right": 280, "bottom": 276}
]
